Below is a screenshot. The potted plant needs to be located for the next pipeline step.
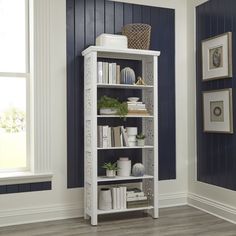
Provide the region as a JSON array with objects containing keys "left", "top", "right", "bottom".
[
  {"left": 97, "top": 96, "right": 128, "bottom": 118},
  {"left": 136, "top": 133, "right": 145, "bottom": 146},
  {"left": 102, "top": 162, "right": 119, "bottom": 177}
]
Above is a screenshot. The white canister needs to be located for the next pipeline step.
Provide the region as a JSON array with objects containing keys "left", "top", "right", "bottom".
[
  {"left": 128, "top": 135, "right": 136, "bottom": 142},
  {"left": 117, "top": 157, "right": 131, "bottom": 177},
  {"left": 126, "top": 127, "right": 138, "bottom": 136},
  {"left": 99, "top": 188, "right": 112, "bottom": 210}
]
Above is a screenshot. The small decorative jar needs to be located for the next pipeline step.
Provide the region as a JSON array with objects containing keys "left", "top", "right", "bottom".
[{"left": 132, "top": 163, "right": 145, "bottom": 177}]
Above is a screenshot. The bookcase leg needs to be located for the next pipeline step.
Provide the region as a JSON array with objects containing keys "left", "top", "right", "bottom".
[
  {"left": 91, "top": 215, "right": 98, "bottom": 226},
  {"left": 152, "top": 207, "right": 159, "bottom": 219}
]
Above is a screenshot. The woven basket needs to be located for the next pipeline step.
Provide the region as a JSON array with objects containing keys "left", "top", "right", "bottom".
[{"left": 122, "top": 23, "right": 151, "bottom": 50}]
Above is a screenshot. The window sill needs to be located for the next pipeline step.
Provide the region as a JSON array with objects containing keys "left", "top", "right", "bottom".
[{"left": 0, "top": 172, "right": 53, "bottom": 185}]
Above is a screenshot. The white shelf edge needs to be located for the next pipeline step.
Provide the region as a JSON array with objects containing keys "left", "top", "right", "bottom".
[
  {"left": 97, "top": 84, "right": 154, "bottom": 89},
  {"left": 97, "top": 206, "right": 154, "bottom": 215},
  {"left": 97, "top": 174, "right": 154, "bottom": 182},
  {"left": 97, "top": 146, "right": 154, "bottom": 150},
  {"left": 97, "top": 115, "right": 154, "bottom": 118},
  {"left": 82, "top": 46, "right": 161, "bottom": 57}
]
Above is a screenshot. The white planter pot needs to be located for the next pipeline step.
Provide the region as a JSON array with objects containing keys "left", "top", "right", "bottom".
[
  {"left": 137, "top": 139, "right": 145, "bottom": 146},
  {"left": 99, "top": 108, "right": 118, "bottom": 115},
  {"left": 106, "top": 169, "right": 116, "bottom": 177},
  {"left": 99, "top": 188, "right": 112, "bottom": 210}
]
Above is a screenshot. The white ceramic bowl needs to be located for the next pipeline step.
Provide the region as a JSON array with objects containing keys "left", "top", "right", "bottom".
[{"left": 128, "top": 97, "right": 140, "bottom": 102}]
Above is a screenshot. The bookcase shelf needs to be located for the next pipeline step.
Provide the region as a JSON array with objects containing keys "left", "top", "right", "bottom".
[
  {"left": 97, "top": 175, "right": 154, "bottom": 182},
  {"left": 97, "top": 115, "right": 154, "bottom": 118},
  {"left": 97, "top": 206, "right": 154, "bottom": 215},
  {"left": 82, "top": 46, "right": 160, "bottom": 225},
  {"left": 97, "top": 84, "right": 154, "bottom": 89},
  {"left": 97, "top": 146, "right": 154, "bottom": 150}
]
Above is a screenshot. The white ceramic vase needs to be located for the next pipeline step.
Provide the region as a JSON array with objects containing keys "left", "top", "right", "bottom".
[
  {"left": 117, "top": 157, "right": 131, "bottom": 177},
  {"left": 99, "top": 188, "right": 112, "bottom": 210}
]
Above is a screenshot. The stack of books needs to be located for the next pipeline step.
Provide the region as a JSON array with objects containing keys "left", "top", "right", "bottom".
[
  {"left": 126, "top": 188, "right": 149, "bottom": 208},
  {"left": 97, "top": 62, "right": 120, "bottom": 84},
  {"left": 97, "top": 126, "right": 129, "bottom": 148},
  {"left": 111, "top": 186, "right": 127, "bottom": 210},
  {"left": 127, "top": 101, "right": 149, "bottom": 115}
]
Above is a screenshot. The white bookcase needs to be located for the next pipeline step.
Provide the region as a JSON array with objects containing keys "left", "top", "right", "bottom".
[{"left": 82, "top": 46, "right": 160, "bottom": 225}]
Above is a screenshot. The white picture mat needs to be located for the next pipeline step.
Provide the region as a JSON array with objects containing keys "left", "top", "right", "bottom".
[
  {"left": 203, "top": 89, "right": 233, "bottom": 133},
  {"left": 202, "top": 33, "right": 230, "bottom": 80}
]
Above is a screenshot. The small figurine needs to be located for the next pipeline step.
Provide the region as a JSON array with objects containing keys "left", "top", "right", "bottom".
[{"left": 135, "top": 76, "right": 146, "bottom": 85}]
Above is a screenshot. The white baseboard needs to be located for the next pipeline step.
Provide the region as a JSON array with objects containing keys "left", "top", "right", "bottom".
[
  {"left": 0, "top": 192, "right": 188, "bottom": 227},
  {"left": 188, "top": 193, "right": 236, "bottom": 224},
  {"left": 159, "top": 192, "right": 188, "bottom": 208},
  {"left": 0, "top": 203, "right": 83, "bottom": 227}
]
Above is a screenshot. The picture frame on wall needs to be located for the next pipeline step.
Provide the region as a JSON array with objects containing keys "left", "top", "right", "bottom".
[
  {"left": 203, "top": 89, "right": 233, "bottom": 134},
  {"left": 202, "top": 32, "right": 232, "bottom": 81}
]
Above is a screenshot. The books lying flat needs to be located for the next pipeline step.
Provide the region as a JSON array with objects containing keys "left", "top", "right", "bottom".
[{"left": 127, "top": 200, "right": 149, "bottom": 208}]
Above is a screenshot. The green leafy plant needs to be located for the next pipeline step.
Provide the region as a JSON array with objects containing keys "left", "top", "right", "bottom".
[
  {"left": 102, "top": 162, "right": 119, "bottom": 171},
  {"left": 97, "top": 96, "right": 128, "bottom": 118},
  {"left": 0, "top": 107, "right": 25, "bottom": 133},
  {"left": 136, "top": 133, "right": 146, "bottom": 140}
]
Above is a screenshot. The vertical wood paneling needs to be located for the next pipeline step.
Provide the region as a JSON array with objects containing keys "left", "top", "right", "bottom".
[
  {"left": 67, "top": 0, "right": 176, "bottom": 187},
  {"left": 197, "top": 0, "right": 236, "bottom": 190},
  {"left": 114, "top": 2, "right": 123, "bottom": 33},
  {"left": 123, "top": 4, "right": 133, "bottom": 25},
  {"left": 105, "top": 1, "right": 114, "bottom": 33},
  {"left": 95, "top": 0, "right": 105, "bottom": 37}
]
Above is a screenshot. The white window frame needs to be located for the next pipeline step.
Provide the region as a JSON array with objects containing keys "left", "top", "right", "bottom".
[{"left": 0, "top": 0, "right": 53, "bottom": 184}]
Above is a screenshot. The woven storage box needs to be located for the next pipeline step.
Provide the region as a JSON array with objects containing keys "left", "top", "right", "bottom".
[{"left": 122, "top": 24, "right": 151, "bottom": 50}]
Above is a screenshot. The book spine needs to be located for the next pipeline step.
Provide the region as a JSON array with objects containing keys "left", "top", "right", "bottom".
[
  {"left": 112, "top": 63, "right": 116, "bottom": 84},
  {"left": 116, "top": 187, "right": 120, "bottom": 209},
  {"left": 105, "top": 62, "right": 109, "bottom": 84},
  {"left": 112, "top": 188, "right": 117, "bottom": 209},
  {"left": 109, "top": 63, "right": 113, "bottom": 84},
  {"left": 123, "top": 186, "right": 127, "bottom": 209},
  {"left": 97, "top": 62, "right": 103, "bottom": 84},
  {"left": 121, "top": 126, "right": 129, "bottom": 147},
  {"left": 102, "top": 126, "right": 108, "bottom": 148},
  {"left": 116, "top": 65, "right": 120, "bottom": 84}
]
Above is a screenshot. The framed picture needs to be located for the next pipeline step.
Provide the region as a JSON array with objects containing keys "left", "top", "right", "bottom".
[
  {"left": 202, "top": 32, "right": 232, "bottom": 81},
  {"left": 203, "top": 89, "right": 233, "bottom": 133}
]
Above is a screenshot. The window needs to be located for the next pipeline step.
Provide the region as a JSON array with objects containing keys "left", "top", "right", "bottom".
[{"left": 0, "top": 0, "right": 29, "bottom": 172}]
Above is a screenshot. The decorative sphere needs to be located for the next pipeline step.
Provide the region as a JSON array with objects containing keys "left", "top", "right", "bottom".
[{"left": 132, "top": 163, "right": 145, "bottom": 177}]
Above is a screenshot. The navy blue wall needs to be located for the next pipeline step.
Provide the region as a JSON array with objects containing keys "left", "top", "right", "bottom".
[
  {"left": 0, "top": 182, "right": 51, "bottom": 194},
  {"left": 67, "top": 0, "right": 176, "bottom": 188},
  {"left": 196, "top": 0, "right": 236, "bottom": 190}
]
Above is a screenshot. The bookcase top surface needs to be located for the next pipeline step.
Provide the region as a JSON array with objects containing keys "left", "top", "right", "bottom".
[{"left": 82, "top": 46, "right": 161, "bottom": 57}]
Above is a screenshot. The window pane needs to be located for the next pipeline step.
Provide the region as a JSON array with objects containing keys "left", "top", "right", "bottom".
[
  {"left": 0, "top": 0, "right": 27, "bottom": 73},
  {"left": 0, "top": 77, "right": 27, "bottom": 170}
]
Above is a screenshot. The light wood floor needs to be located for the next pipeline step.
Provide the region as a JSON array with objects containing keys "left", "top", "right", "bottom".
[{"left": 1, "top": 206, "right": 236, "bottom": 236}]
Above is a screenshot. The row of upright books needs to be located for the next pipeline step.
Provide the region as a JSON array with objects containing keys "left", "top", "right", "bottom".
[
  {"left": 97, "top": 125, "right": 129, "bottom": 148},
  {"left": 97, "top": 62, "right": 120, "bottom": 84},
  {"left": 111, "top": 186, "right": 127, "bottom": 210}
]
